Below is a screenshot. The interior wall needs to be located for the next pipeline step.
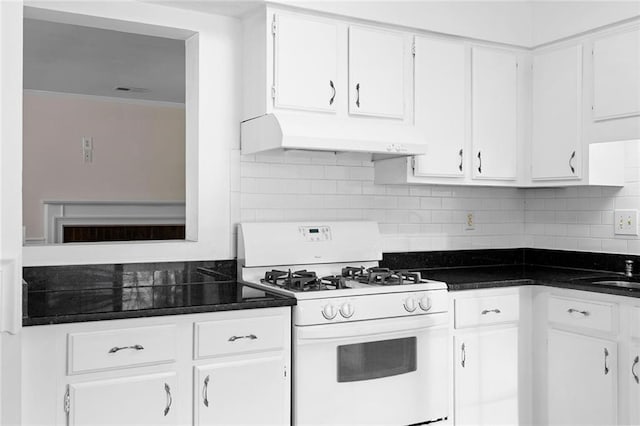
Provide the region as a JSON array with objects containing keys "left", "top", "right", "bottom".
[
  {"left": 532, "top": 1, "right": 640, "bottom": 46},
  {"left": 22, "top": 91, "right": 185, "bottom": 241},
  {"left": 231, "top": 151, "right": 526, "bottom": 254},
  {"left": 524, "top": 140, "right": 640, "bottom": 255},
  {"left": 277, "top": 0, "right": 534, "bottom": 46}
]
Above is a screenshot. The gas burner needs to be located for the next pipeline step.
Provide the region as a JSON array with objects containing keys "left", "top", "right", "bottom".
[
  {"left": 320, "top": 275, "right": 349, "bottom": 290},
  {"left": 363, "top": 267, "right": 403, "bottom": 285},
  {"left": 342, "top": 266, "right": 365, "bottom": 279},
  {"left": 340, "top": 267, "right": 424, "bottom": 286},
  {"left": 261, "top": 269, "right": 349, "bottom": 292}
]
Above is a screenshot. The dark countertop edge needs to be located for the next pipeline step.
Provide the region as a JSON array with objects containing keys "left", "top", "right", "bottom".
[
  {"left": 447, "top": 278, "right": 640, "bottom": 299},
  {"left": 23, "top": 297, "right": 296, "bottom": 327}
]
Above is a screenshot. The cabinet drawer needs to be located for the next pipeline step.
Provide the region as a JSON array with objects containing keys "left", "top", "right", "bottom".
[
  {"left": 632, "top": 307, "right": 640, "bottom": 339},
  {"left": 195, "top": 315, "right": 284, "bottom": 360},
  {"left": 68, "top": 325, "right": 177, "bottom": 375},
  {"left": 454, "top": 294, "right": 519, "bottom": 329},
  {"left": 548, "top": 296, "right": 615, "bottom": 333}
]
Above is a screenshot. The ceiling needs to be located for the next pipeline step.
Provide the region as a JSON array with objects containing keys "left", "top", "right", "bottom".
[{"left": 23, "top": 18, "right": 186, "bottom": 103}]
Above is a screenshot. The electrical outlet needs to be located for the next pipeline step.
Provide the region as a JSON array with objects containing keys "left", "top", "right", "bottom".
[
  {"left": 82, "top": 137, "right": 93, "bottom": 163},
  {"left": 614, "top": 209, "right": 638, "bottom": 235},
  {"left": 465, "top": 212, "right": 475, "bottom": 231}
]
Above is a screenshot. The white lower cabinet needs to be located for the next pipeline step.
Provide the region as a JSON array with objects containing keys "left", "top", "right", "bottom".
[
  {"left": 194, "top": 356, "right": 287, "bottom": 426},
  {"left": 21, "top": 307, "right": 291, "bottom": 426},
  {"left": 454, "top": 328, "right": 519, "bottom": 425},
  {"left": 68, "top": 372, "right": 178, "bottom": 426},
  {"left": 451, "top": 288, "right": 522, "bottom": 426},
  {"left": 629, "top": 344, "right": 640, "bottom": 425},
  {"left": 547, "top": 329, "right": 617, "bottom": 425}
]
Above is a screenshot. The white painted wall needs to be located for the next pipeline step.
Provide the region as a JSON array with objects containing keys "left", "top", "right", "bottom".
[
  {"left": 525, "top": 140, "right": 640, "bottom": 254},
  {"left": 22, "top": 91, "right": 186, "bottom": 241},
  {"left": 532, "top": 1, "right": 640, "bottom": 46},
  {"left": 20, "top": 1, "right": 237, "bottom": 266},
  {"left": 232, "top": 151, "right": 526, "bottom": 254},
  {"left": 0, "top": 1, "right": 23, "bottom": 424},
  {"left": 277, "top": 0, "right": 534, "bottom": 46}
]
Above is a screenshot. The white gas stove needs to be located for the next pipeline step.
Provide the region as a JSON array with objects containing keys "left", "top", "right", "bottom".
[{"left": 238, "top": 221, "right": 450, "bottom": 425}]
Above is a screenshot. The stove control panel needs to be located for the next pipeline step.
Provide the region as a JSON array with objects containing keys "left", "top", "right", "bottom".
[
  {"left": 295, "top": 290, "right": 448, "bottom": 326},
  {"left": 299, "top": 226, "right": 332, "bottom": 242}
]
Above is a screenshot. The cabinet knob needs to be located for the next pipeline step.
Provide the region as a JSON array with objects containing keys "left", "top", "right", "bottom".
[
  {"left": 164, "top": 383, "right": 172, "bottom": 417},
  {"left": 203, "top": 375, "right": 210, "bottom": 407},
  {"left": 458, "top": 149, "right": 463, "bottom": 172},
  {"left": 355, "top": 83, "right": 361, "bottom": 108},
  {"left": 329, "top": 80, "right": 336, "bottom": 106},
  {"left": 477, "top": 151, "right": 482, "bottom": 174},
  {"left": 633, "top": 356, "right": 639, "bottom": 384},
  {"left": 461, "top": 343, "right": 466, "bottom": 368},
  {"left": 481, "top": 308, "right": 501, "bottom": 315},
  {"left": 569, "top": 151, "right": 576, "bottom": 174},
  {"left": 604, "top": 348, "right": 610, "bottom": 376},
  {"left": 108, "top": 344, "right": 144, "bottom": 354}
]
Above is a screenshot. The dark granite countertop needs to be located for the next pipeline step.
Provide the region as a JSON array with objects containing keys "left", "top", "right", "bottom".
[
  {"left": 382, "top": 249, "right": 640, "bottom": 299},
  {"left": 23, "top": 261, "right": 295, "bottom": 326},
  {"left": 414, "top": 264, "right": 640, "bottom": 298}
]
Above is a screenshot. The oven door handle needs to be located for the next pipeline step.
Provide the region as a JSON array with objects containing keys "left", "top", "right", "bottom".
[{"left": 296, "top": 313, "right": 448, "bottom": 341}]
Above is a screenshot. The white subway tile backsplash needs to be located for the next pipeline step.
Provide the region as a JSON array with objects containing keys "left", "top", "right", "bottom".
[{"left": 233, "top": 141, "right": 639, "bottom": 254}]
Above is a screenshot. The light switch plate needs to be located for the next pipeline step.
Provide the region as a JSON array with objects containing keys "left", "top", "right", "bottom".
[{"left": 614, "top": 209, "right": 638, "bottom": 235}]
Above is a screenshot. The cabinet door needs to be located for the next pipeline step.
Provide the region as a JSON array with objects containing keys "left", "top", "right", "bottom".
[
  {"left": 547, "top": 329, "right": 617, "bottom": 426},
  {"left": 413, "top": 37, "right": 466, "bottom": 177},
  {"left": 348, "top": 26, "right": 405, "bottom": 118},
  {"left": 471, "top": 47, "right": 518, "bottom": 180},
  {"left": 593, "top": 26, "right": 640, "bottom": 120},
  {"left": 629, "top": 344, "right": 640, "bottom": 425},
  {"left": 532, "top": 45, "right": 583, "bottom": 180},
  {"left": 68, "top": 372, "right": 178, "bottom": 426},
  {"left": 454, "top": 327, "right": 519, "bottom": 425},
  {"left": 194, "top": 355, "right": 288, "bottom": 426},
  {"left": 274, "top": 14, "right": 338, "bottom": 113}
]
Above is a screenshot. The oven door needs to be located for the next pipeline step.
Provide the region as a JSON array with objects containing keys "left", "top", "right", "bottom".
[{"left": 294, "top": 313, "right": 449, "bottom": 426}]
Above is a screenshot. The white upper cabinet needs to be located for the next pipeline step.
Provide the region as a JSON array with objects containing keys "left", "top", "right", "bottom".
[
  {"left": 413, "top": 37, "right": 467, "bottom": 177},
  {"left": 532, "top": 44, "right": 583, "bottom": 180},
  {"left": 592, "top": 26, "right": 640, "bottom": 121},
  {"left": 274, "top": 14, "right": 338, "bottom": 113},
  {"left": 471, "top": 47, "right": 518, "bottom": 180},
  {"left": 348, "top": 26, "right": 405, "bottom": 119}
]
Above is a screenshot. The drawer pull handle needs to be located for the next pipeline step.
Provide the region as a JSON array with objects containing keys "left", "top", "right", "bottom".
[
  {"left": 203, "top": 375, "right": 210, "bottom": 407},
  {"left": 481, "top": 309, "right": 501, "bottom": 315},
  {"left": 604, "top": 348, "right": 610, "bottom": 375},
  {"left": 461, "top": 343, "right": 466, "bottom": 368},
  {"left": 164, "top": 383, "right": 172, "bottom": 416},
  {"left": 633, "top": 356, "right": 639, "bottom": 384},
  {"left": 108, "top": 344, "right": 144, "bottom": 354},
  {"left": 567, "top": 308, "right": 590, "bottom": 316},
  {"left": 228, "top": 334, "right": 257, "bottom": 342}
]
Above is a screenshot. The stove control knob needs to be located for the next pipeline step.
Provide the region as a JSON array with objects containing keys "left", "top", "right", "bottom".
[
  {"left": 403, "top": 297, "right": 417, "bottom": 313},
  {"left": 419, "top": 296, "right": 432, "bottom": 312},
  {"left": 340, "top": 302, "right": 355, "bottom": 319},
  {"left": 321, "top": 304, "right": 337, "bottom": 320}
]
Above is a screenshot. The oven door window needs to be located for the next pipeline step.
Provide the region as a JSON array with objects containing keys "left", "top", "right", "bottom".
[{"left": 337, "top": 337, "right": 417, "bottom": 382}]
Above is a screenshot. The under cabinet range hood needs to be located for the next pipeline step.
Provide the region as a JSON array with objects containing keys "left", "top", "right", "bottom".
[{"left": 240, "top": 113, "right": 427, "bottom": 160}]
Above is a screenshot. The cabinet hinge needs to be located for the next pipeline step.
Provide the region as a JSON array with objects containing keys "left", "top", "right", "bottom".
[
  {"left": 411, "top": 41, "right": 416, "bottom": 57},
  {"left": 271, "top": 85, "right": 276, "bottom": 99},
  {"left": 63, "top": 388, "right": 70, "bottom": 415},
  {"left": 271, "top": 18, "right": 277, "bottom": 35}
]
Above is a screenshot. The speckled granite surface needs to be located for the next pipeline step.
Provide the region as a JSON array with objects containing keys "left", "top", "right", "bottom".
[
  {"left": 23, "top": 260, "right": 295, "bottom": 326},
  {"left": 382, "top": 248, "right": 640, "bottom": 297}
]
